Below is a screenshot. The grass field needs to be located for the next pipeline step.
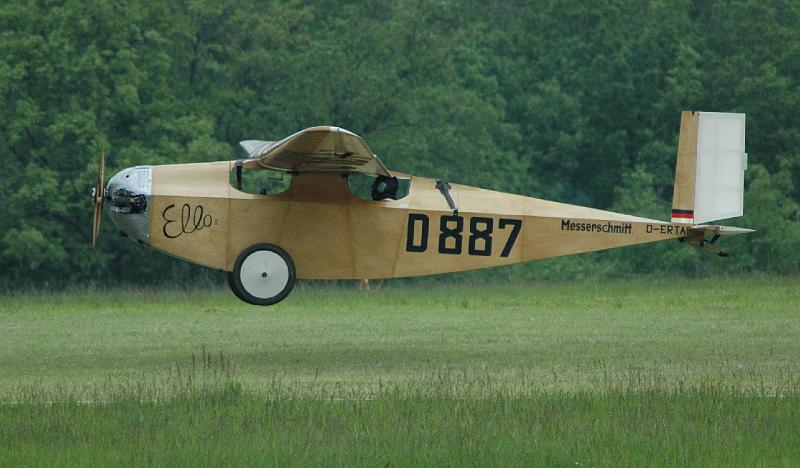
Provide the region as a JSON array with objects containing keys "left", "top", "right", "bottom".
[{"left": 1, "top": 277, "right": 798, "bottom": 466}]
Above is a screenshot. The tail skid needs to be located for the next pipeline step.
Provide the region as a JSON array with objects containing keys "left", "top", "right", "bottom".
[{"left": 684, "top": 224, "right": 755, "bottom": 257}]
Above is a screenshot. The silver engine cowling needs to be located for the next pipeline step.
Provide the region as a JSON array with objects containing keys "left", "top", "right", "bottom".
[{"left": 106, "top": 166, "right": 152, "bottom": 245}]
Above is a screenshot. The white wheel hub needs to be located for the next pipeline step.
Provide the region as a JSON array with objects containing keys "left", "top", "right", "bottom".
[{"left": 239, "top": 250, "right": 290, "bottom": 299}]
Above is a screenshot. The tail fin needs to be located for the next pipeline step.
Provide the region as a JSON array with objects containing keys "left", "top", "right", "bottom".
[{"left": 671, "top": 111, "right": 747, "bottom": 224}]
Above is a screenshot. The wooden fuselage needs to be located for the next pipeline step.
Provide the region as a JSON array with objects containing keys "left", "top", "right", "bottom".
[{"left": 146, "top": 161, "right": 689, "bottom": 279}]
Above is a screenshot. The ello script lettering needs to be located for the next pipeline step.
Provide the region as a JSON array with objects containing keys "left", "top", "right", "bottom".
[{"left": 162, "top": 203, "right": 213, "bottom": 239}]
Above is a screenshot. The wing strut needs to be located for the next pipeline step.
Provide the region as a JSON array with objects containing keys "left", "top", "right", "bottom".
[
  {"left": 435, "top": 180, "right": 458, "bottom": 216},
  {"left": 234, "top": 160, "right": 244, "bottom": 190}
]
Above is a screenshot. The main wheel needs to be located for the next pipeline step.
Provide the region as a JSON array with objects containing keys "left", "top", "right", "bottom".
[{"left": 228, "top": 243, "right": 296, "bottom": 305}]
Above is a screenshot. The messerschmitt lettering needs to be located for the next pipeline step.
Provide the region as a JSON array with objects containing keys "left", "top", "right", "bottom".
[
  {"left": 92, "top": 113, "right": 752, "bottom": 305},
  {"left": 561, "top": 219, "right": 633, "bottom": 234}
]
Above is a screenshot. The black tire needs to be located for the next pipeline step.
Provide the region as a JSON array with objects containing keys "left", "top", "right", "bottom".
[{"left": 228, "top": 243, "right": 296, "bottom": 306}]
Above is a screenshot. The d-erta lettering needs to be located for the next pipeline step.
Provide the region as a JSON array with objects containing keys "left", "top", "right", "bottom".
[
  {"left": 560, "top": 219, "right": 633, "bottom": 234},
  {"left": 646, "top": 224, "right": 689, "bottom": 236}
]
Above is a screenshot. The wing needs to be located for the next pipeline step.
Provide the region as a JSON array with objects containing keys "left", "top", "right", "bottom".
[
  {"left": 239, "top": 140, "right": 276, "bottom": 157},
  {"left": 241, "top": 126, "right": 390, "bottom": 177}
]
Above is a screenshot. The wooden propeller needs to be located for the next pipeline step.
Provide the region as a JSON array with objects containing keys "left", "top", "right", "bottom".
[{"left": 92, "top": 145, "right": 105, "bottom": 248}]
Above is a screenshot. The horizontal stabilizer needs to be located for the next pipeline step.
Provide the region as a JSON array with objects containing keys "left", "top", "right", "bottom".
[{"left": 689, "top": 224, "right": 755, "bottom": 236}]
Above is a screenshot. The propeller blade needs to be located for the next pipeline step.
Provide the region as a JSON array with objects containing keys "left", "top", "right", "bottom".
[
  {"left": 92, "top": 145, "right": 105, "bottom": 248},
  {"left": 98, "top": 145, "right": 105, "bottom": 199},
  {"left": 92, "top": 199, "right": 102, "bottom": 247}
]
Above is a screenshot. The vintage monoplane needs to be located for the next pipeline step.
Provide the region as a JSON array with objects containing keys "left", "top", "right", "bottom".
[{"left": 92, "top": 111, "right": 752, "bottom": 305}]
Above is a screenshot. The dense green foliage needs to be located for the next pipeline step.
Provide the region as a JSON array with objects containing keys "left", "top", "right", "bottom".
[
  {"left": 1, "top": 280, "right": 800, "bottom": 465},
  {"left": 1, "top": 0, "right": 798, "bottom": 286}
]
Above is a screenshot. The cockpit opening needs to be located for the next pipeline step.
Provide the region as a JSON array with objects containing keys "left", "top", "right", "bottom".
[
  {"left": 348, "top": 173, "right": 410, "bottom": 201},
  {"left": 230, "top": 162, "right": 291, "bottom": 195}
]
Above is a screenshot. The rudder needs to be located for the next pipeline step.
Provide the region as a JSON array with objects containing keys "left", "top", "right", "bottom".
[{"left": 671, "top": 111, "right": 747, "bottom": 224}]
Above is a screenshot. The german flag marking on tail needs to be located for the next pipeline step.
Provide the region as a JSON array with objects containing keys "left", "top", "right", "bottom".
[{"left": 671, "top": 209, "right": 694, "bottom": 224}]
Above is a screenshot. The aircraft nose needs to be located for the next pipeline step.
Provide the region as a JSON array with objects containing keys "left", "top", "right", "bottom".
[{"left": 106, "top": 166, "right": 152, "bottom": 245}]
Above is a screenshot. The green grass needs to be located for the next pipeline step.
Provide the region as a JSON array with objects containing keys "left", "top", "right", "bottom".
[
  {"left": 0, "top": 277, "right": 798, "bottom": 466},
  {"left": 3, "top": 390, "right": 799, "bottom": 467}
]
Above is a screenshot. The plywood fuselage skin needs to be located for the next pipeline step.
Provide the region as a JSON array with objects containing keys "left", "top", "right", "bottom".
[{"left": 146, "top": 161, "right": 688, "bottom": 279}]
